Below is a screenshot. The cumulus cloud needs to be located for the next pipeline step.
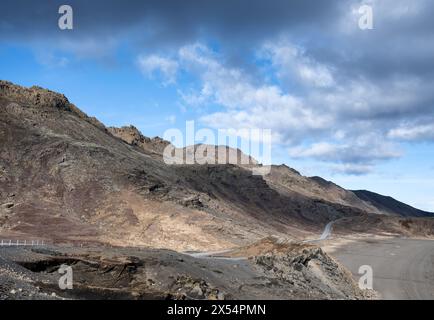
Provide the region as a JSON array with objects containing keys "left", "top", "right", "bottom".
[
  {"left": 137, "top": 54, "right": 178, "bottom": 84},
  {"left": 176, "top": 43, "right": 333, "bottom": 144},
  {"left": 260, "top": 40, "right": 335, "bottom": 88},
  {"left": 138, "top": 38, "right": 431, "bottom": 173}
]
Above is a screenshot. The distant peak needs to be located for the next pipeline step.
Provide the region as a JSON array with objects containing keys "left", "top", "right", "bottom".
[
  {"left": 108, "top": 126, "right": 170, "bottom": 154},
  {"left": 183, "top": 144, "right": 259, "bottom": 166},
  {"left": 108, "top": 126, "right": 151, "bottom": 145}
]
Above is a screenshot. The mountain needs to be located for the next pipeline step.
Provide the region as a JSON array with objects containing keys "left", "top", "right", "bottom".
[
  {"left": 352, "top": 190, "right": 433, "bottom": 217},
  {"left": 264, "top": 167, "right": 384, "bottom": 215},
  {"left": 1, "top": 80, "right": 433, "bottom": 251}
]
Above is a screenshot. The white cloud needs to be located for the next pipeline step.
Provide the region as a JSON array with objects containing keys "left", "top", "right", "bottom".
[
  {"left": 261, "top": 40, "right": 335, "bottom": 88},
  {"left": 177, "top": 43, "right": 333, "bottom": 145},
  {"left": 138, "top": 40, "right": 432, "bottom": 175},
  {"left": 330, "top": 164, "right": 374, "bottom": 176},
  {"left": 137, "top": 54, "right": 179, "bottom": 84},
  {"left": 288, "top": 137, "right": 401, "bottom": 164},
  {"left": 288, "top": 142, "right": 337, "bottom": 158},
  {"left": 175, "top": 43, "right": 409, "bottom": 170},
  {"left": 35, "top": 51, "right": 69, "bottom": 68},
  {"left": 388, "top": 123, "right": 434, "bottom": 141},
  {"left": 178, "top": 84, "right": 213, "bottom": 107}
]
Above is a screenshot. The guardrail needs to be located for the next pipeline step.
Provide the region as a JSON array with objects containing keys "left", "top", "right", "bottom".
[{"left": 0, "top": 239, "right": 46, "bottom": 246}]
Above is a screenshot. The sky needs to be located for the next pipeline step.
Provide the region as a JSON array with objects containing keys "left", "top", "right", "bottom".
[{"left": 1, "top": 0, "right": 434, "bottom": 211}]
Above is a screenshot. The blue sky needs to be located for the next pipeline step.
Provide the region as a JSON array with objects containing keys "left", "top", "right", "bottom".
[{"left": 1, "top": 0, "right": 434, "bottom": 211}]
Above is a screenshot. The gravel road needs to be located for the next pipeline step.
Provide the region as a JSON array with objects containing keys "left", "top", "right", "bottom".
[{"left": 332, "top": 238, "right": 434, "bottom": 300}]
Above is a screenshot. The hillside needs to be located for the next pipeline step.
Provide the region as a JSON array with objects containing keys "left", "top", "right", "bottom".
[
  {"left": 352, "top": 190, "right": 433, "bottom": 217},
  {"left": 1, "top": 80, "right": 433, "bottom": 251}
]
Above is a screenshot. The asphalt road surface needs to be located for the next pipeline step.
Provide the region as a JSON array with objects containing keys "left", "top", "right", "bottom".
[{"left": 332, "top": 238, "right": 434, "bottom": 300}]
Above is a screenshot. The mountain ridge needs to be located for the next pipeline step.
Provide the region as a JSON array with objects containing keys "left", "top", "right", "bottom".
[
  {"left": 352, "top": 189, "right": 433, "bottom": 217},
  {"left": 1, "top": 80, "right": 433, "bottom": 250}
]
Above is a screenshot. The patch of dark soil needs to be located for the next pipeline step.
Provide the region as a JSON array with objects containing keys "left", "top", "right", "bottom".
[{"left": 16, "top": 257, "right": 81, "bottom": 273}]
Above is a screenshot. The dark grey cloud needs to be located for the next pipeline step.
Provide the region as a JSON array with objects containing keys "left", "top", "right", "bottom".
[
  {"left": 0, "top": 0, "right": 348, "bottom": 49},
  {"left": 3, "top": 0, "right": 432, "bottom": 86},
  {"left": 2, "top": 0, "right": 434, "bottom": 172}
]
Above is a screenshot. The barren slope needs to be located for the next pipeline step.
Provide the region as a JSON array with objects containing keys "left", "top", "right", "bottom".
[
  {"left": 1, "top": 80, "right": 433, "bottom": 251},
  {"left": 0, "top": 81, "right": 359, "bottom": 250},
  {"left": 352, "top": 190, "right": 433, "bottom": 217}
]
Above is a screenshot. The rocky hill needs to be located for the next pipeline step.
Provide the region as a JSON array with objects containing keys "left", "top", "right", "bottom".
[{"left": 0, "top": 80, "right": 433, "bottom": 251}]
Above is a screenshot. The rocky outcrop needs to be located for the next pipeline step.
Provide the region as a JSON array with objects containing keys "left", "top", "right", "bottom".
[
  {"left": 108, "top": 125, "right": 170, "bottom": 155},
  {"left": 254, "top": 241, "right": 374, "bottom": 299},
  {"left": 0, "top": 80, "right": 105, "bottom": 130}
]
